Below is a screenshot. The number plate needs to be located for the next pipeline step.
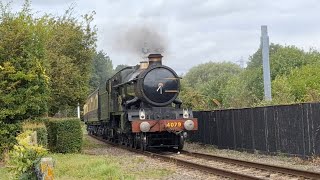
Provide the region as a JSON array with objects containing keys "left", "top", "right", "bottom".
[{"left": 166, "top": 121, "right": 182, "bottom": 128}]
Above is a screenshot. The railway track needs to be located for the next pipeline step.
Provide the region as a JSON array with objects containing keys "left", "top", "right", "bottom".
[
  {"left": 89, "top": 135, "right": 320, "bottom": 180},
  {"left": 179, "top": 150, "right": 320, "bottom": 179}
]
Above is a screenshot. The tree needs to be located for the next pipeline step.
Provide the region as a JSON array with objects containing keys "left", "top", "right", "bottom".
[
  {"left": 181, "top": 62, "right": 242, "bottom": 109},
  {"left": 0, "top": 1, "right": 98, "bottom": 117},
  {"left": 45, "top": 9, "right": 97, "bottom": 115},
  {"left": 0, "top": 3, "right": 49, "bottom": 122},
  {"left": 89, "top": 51, "right": 114, "bottom": 90},
  {"left": 221, "top": 74, "right": 259, "bottom": 108},
  {"left": 241, "top": 44, "right": 320, "bottom": 104},
  {"left": 273, "top": 62, "right": 320, "bottom": 103}
]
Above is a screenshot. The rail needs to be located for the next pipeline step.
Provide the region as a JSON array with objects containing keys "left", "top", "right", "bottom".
[{"left": 89, "top": 135, "right": 320, "bottom": 179}]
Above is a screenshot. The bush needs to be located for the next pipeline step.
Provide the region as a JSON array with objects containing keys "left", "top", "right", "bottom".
[
  {"left": 23, "top": 122, "right": 48, "bottom": 148},
  {"left": 0, "top": 122, "right": 22, "bottom": 160},
  {"left": 8, "top": 130, "right": 47, "bottom": 179},
  {"left": 46, "top": 118, "right": 82, "bottom": 153}
]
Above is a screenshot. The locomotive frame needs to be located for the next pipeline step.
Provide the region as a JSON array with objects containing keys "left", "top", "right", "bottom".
[{"left": 83, "top": 54, "right": 198, "bottom": 150}]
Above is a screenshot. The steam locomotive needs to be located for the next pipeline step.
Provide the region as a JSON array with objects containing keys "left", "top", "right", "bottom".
[{"left": 83, "top": 54, "right": 198, "bottom": 150}]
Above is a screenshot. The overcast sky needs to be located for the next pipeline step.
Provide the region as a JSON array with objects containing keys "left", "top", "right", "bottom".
[{"left": 5, "top": 0, "right": 320, "bottom": 74}]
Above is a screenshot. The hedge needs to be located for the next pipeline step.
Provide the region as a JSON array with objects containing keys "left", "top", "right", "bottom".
[
  {"left": 0, "top": 122, "right": 21, "bottom": 160},
  {"left": 46, "top": 118, "right": 83, "bottom": 153},
  {"left": 23, "top": 122, "right": 48, "bottom": 148}
]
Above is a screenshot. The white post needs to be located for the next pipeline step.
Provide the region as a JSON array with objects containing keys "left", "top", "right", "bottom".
[{"left": 77, "top": 102, "right": 80, "bottom": 119}]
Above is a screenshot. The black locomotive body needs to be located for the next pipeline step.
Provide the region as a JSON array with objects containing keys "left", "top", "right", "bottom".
[{"left": 84, "top": 54, "right": 198, "bottom": 150}]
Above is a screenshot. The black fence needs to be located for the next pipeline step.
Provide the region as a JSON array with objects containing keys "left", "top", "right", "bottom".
[{"left": 188, "top": 103, "right": 320, "bottom": 157}]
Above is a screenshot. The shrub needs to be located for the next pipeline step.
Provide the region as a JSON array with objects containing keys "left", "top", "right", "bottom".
[
  {"left": 46, "top": 118, "right": 83, "bottom": 153},
  {"left": 23, "top": 122, "right": 48, "bottom": 148},
  {"left": 0, "top": 122, "right": 22, "bottom": 160},
  {"left": 8, "top": 130, "right": 47, "bottom": 179}
]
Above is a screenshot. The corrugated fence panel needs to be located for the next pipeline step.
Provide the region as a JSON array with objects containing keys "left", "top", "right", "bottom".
[
  {"left": 310, "top": 103, "right": 320, "bottom": 155},
  {"left": 276, "top": 104, "right": 304, "bottom": 155},
  {"left": 208, "top": 112, "right": 217, "bottom": 145},
  {"left": 190, "top": 102, "right": 320, "bottom": 157},
  {"left": 265, "top": 106, "right": 276, "bottom": 153},
  {"left": 233, "top": 109, "right": 243, "bottom": 150},
  {"left": 253, "top": 107, "right": 267, "bottom": 152},
  {"left": 218, "top": 110, "right": 235, "bottom": 149}
]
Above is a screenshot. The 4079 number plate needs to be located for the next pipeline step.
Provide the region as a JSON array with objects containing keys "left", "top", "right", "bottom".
[{"left": 166, "top": 122, "right": 182, "bottom": 128}]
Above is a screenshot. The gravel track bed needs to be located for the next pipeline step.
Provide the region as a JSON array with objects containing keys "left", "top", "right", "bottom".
[
  {"left": 171, "top": 153, "right": 308, "bottom": 180},
  {"left": 85, "top": 135, "right": 225, "bottom": 180},
  {"left": 184, "top": 142, "right": 320, "bottom": 173}
]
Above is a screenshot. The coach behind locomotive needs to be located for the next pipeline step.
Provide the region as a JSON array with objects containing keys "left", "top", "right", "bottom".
[{"left": 84, "top": 54, "right": 198, "bottom": 150}]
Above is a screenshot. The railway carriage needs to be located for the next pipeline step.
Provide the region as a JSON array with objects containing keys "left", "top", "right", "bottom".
[{"left": 84, "top": 54, "right": 198, "bottom": 150}]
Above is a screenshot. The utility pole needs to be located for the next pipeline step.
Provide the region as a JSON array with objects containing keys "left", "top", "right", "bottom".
[{"left": 261, "top": 25, "right": 272, "bottom": 101}]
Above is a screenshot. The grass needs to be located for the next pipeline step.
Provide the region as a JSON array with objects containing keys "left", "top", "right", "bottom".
[
  {"left": 0, "top": 125, "right": 175, "bottom": 180},
  {"left": 51, "top": 133, "right": 174, "bottom": 179},
  {"left": 51, "top": 152, "right": 174, "bottom": 180},
  {"left": 51, "top": 154, "right": 135, "bottom": 180},
  {"left": 82, "top": 135, "right": 106, "bottom": 149}
]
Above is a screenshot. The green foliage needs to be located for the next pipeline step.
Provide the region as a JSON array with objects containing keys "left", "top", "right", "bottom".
[
  {"left": 8, "top": 130, "right": 47, "bottom": 179},
  {"left": 0, "top": 122, "right": 21, "bottom": 160},
  {"left": 0, "top": 3, "right": 49, "bottom": 122},
  {"left": 179, "top": 82, "right": 209, "bottom": 110},
  {"left": 46, "top": 118, "right": 82, "bottom": 153},
  {"left": 181, "top": 43, "right": 320, "bottom": 109},
  {"left": 89, "top": 51, "right": 114, "bottom": 90},
  {"left": 273, "top": 62, "right": 320, "bottom": 103},
  {"left": 243, "top": 44, "right": 320, "bottom": 104},
  {"left": 221, "top": 75, "right": 258, "bottom": 108},
  {"left": 271, "top": 76, "right": 296, "bottom": 104},
  {"left": 181, "top": 62, "right": 242, "bottom": 109},
  {"left": 45, "top": 9, "right": 97, "bottom": 115},
  {"left": 0, "top": 1, "right": 97, "bottom": 120},
  {"left": 23, "top": 122, "right": 48, "bottom": 148}
]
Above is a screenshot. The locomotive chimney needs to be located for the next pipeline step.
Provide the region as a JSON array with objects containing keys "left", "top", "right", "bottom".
[
  {"left": 148, "top": 54, "right": 163, "bottom": 66},
  {"left": 139, "top": 61, "right": 149, "bottom": 69}
]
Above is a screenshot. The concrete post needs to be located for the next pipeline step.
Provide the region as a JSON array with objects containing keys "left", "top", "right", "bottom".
[
  {"left": 261, "top": 25, "right": 272, "bottom": 101},
  {"left": 39, "top": 157, "right": 54, "bottom": 180}
]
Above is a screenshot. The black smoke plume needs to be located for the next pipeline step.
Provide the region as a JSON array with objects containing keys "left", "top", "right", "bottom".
[{"left": 114, "top": 24, "right": 168, "bottom": 56}]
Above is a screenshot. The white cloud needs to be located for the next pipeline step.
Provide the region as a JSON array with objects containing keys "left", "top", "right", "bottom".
[{"left": 5, "top": 0, "right": 320, "bottom": 73}]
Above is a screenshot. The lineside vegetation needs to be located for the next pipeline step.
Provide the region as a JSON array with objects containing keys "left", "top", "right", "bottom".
[{"left": 180, "top": 44, "right": 320, "bottom": 110}]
